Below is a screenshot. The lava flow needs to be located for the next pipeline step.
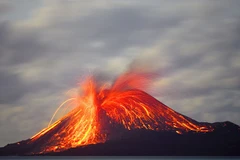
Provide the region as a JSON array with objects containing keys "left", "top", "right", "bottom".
[{"left": 28, "top": 70, "right": 214, "bottom": 154}]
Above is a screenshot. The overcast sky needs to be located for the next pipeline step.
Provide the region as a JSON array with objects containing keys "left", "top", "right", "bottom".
[{"left": 0, "top": 0, "right": 240, "bottom": 147}]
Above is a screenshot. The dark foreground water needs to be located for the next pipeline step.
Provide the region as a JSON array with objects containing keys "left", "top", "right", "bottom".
[{"left": 0, "top": 157, "right": 239, "bottom": 160}]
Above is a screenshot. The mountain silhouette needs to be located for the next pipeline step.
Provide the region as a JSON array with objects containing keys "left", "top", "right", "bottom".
[
  {"left": 1, "top": 72, "right": 240, "bottom": 156},
  {"left": 0, "top": 91, "right": 240, "bottom": 156}
]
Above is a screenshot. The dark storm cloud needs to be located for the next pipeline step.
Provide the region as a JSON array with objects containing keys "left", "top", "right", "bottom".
[
  {"left": 158, "top": 21, "right": 240, "bottom": 76},
  {"left": 32, "top": 4, "right": 184, "bottom": 59},
  {"left": 0, "top": 22, "right": 51, "bottom": 66},
  {"left": 75, "top": 6, "right": 182, "bottom": 51},
  {"left": 0, "top": 1, "right": 13, "bottom": 15},
  {"left": 0, "top": 71, "right": 27, "bottom": 104},
  {"left": 0, "top": 0, "right": 240, "bottom": 147},
  {"left": 0, "top": 21, "right": 55, "bottom": 105}
]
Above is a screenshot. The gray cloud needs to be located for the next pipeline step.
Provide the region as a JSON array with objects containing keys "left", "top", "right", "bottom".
[
  {"left": 0, "top": 71, "right": 27, "bottom": 104},
  {"left": 0, "top": 1, "right": 13, "bottom": 17},
  {"left": 0, "top": 22, "right": 51, "bottom": 66},
  {"left": 0, "top": 0, "right": 240, "bottom": 147}
]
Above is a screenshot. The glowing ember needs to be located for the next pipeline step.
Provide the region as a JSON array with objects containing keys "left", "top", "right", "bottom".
[{"left": 29, "top": 71, "right": 214, "bottom": 154}]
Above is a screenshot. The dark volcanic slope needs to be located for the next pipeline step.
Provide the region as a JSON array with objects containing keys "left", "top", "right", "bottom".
[
  {"left": 1, "top": 121, "right": 240, "bottom": 156},
  {"left": 41, "top": 121, "right": 240, "bottom": 156}
]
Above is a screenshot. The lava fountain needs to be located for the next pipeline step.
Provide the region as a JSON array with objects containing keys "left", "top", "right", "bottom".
[{"left": 28, "top": 70, "right": 214, "bottom": 154}]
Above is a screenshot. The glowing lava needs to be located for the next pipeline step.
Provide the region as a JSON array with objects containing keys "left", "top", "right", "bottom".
[{"left": 29, "top": 71, "right": 214, "bottom": 154}]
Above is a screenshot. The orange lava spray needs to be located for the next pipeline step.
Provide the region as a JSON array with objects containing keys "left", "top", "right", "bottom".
[{"left": 29, "top": 70, "right": 214, "bottom": 154}]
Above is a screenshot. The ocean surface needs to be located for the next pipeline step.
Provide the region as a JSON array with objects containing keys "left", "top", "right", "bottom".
[{"left": 0, "top": 157, "right": 238, "bottom": 160}]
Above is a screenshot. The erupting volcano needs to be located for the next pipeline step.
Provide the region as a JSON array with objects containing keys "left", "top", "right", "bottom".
[
  {"left": 27, "top": 70, "right": 214, "bottom": 154},
  {"left": 1, "top": 70, "right": 240, "bottom": 156}
]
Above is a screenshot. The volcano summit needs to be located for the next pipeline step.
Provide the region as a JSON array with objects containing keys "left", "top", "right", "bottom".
[{"left": 1, "top": 71, "right": 240, "bottom": 156}]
